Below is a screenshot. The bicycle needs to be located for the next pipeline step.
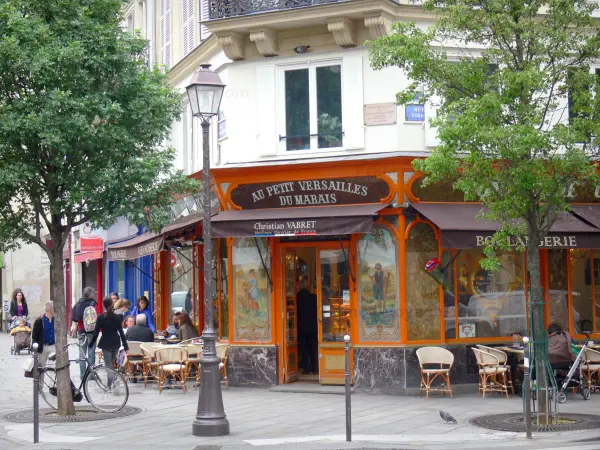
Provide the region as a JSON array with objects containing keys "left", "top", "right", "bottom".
[{"left": 38, "top": 341, "right": 129, "bottom": 413}]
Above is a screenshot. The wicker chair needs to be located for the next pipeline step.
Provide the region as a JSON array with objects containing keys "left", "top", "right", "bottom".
[
  {"left": 125, "top": 341, "right": 144, "bottom": 380},
  {"left": 140, "top": 342, "right": 163, "bottom": 388},
  {"left": 583, "top": 347, "right": 600, "bottom": 392},
  {"left": 415, "top": 346, "right": 454, "bottom": 399},
  {"left": 181, "top": 342, "right": 203, "bottom": 388},
  {"left": 154, "top": 347, "right": 189, "bottom": 394},
  {"left": 477, "top": 345, "right": 514, "bottom": 394},
  {"left": 216, "top": 343, "right": 230, "bottom": 389},
  {"left": 472, "top": 347, "right": 509, "bottom": 399}
]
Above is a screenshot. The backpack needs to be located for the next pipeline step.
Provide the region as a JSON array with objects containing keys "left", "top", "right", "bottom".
[{"left": 83, "top": 305, "right": 97, "bottom": 332}]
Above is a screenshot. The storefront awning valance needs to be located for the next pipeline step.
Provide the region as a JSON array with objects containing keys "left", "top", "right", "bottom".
[
  {"left": 410, "top": 202, "right": 600, "bottom": 249},
  {"left": 73, "top": 251, "right": 104, "bottom": 264},
  {"left": 212, "top": 204, "right": 389, "bottom": 238},
  {"left": 107, "top": 232, "right": 164, "bottom": 261}
]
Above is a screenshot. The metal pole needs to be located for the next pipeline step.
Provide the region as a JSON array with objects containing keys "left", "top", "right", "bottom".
[
  {"left": 192, "top": 117, "right": 229, "bottom": 437},
  {"left": 32, "top": 342, "right": 39, "bottom": 444},
  {"left": 523, "top": 336, "right": 532, "bottom": 439},
  {"left": 344, "top": 334, "right": 351, "bottom": 442}
]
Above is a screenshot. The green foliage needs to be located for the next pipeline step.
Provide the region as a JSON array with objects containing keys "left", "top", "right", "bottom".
[
  {"left": 0, "top": 0, "right": 198, "bottom": 253},
  {"left": 369, "top": 0, "right": 600, "bottom": 259}
]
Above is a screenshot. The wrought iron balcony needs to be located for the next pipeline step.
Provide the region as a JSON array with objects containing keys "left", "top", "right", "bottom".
[{"left": 209, "top": 0, "right": 355, "bottom": 19}]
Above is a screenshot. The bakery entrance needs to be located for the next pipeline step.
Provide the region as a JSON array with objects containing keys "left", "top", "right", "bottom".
[{"left": 279, "top": 240, "right": 352, "bottom": 385}]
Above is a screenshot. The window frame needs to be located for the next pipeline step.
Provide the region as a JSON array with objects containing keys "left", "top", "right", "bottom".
[{"left": 276, "top": 59, "right": 344, "bottom": 155}]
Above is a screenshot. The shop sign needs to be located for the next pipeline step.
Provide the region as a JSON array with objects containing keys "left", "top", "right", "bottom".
[
  {"left": 475, "top": 235, "right": 578, "bottom": 248},
  {"left": 80, "top": 236, "right": 104, "bottom": 252},
  {"left": 405, "top": 104, "right": 425, "bottom": 122},
  {"left": 107, "top": 235, "right": 164, "bottom": 261},
  {"left": 213, "top": 216, "right": 373, "bottom": 238},
  {"left": 230, "top": 176, "right": 391, "bottom": 210}
]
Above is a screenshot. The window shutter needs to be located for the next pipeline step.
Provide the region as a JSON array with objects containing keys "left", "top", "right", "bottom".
[
  {"left": 182, "top": 0, "right": 195, "bottom": 56},
  {"left": 200, "top": 0, "right": 211, "bottom": 41},
  {"left": 341, "top": 54, "right": 365, "bottom": 150},
  {"left": 424, "top": 96, "right": 440, "bottom": 147},
  {"left": 256, "top": 66, "right": 278, "bottom": 156},
  {"left": 160, "top": 0, "right": 171, "bottom": 68}
]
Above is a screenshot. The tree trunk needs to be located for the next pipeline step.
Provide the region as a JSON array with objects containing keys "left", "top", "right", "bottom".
[
  {"left": 526, "top": 219, "right": 550, "bottom": 424},
  {"left": 49, "top": 236, "right": 75, "bottom": 415}
]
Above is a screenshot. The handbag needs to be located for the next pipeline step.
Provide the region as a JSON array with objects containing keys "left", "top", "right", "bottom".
[{"left": 23, "top": 357, "right": 34, "bottom": 378}]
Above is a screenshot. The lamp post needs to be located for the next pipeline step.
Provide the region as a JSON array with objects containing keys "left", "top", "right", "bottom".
[{"left": 186, "top": 63, "right": 229, "bottom": 437}]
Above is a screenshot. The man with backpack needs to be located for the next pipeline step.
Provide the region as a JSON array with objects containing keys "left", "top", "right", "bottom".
[{"left": 71, "top": 287, "right": 98, "bottom": 378}]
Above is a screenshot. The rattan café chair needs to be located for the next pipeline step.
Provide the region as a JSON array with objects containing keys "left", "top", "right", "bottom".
[
  {"left": 154, "top": 347, "right": 189, "bottom": 394},
  {"left": 416, "top": 346, "right": 454, "bottom": 399}
]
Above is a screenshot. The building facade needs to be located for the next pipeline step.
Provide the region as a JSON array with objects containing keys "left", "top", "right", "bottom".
[{"left": 101, "top": 0, "right": 600, "bottom": 393}]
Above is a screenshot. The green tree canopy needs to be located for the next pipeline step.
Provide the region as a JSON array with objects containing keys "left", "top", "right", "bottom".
[
  {"left": 0, "top": 0, "right": 197, "bottom": 414},
  {"left": 370, "top": 0, "right": 600, "bottom": 421}
]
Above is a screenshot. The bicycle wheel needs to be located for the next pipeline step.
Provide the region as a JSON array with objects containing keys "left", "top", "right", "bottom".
[
  {"left": 83, "top": 366, "right": 129, "bottom": 413},
  {"left": 39, "top": 368, "right": 58, "bottom": 410}
]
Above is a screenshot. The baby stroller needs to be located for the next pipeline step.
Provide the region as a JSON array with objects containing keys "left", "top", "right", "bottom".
[
  {"left": 10, "top": 328, "right": 32, "bottom": 355},
  {"left": 554, "top": 333, "right": 592, "bottom": 403}
]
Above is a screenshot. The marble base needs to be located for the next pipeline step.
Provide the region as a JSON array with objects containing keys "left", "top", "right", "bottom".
[
  {"left": 227, "top": 346, "right": 277, "bottom": 387},
  {"left": 354, "top": 345, "right": 479, "bottom": 394}
]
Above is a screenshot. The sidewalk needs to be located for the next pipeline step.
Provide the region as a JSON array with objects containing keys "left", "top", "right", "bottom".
[{"left": 1, "top": 332, "right": 599, "bottom": 450}]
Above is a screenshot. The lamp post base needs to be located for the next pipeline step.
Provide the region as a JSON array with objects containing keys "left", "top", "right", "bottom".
[{"left": 192, "top": 417, "right": 230, "bottom": 437}]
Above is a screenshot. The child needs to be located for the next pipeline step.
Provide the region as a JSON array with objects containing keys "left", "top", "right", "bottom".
[{"left": 10, "top": 318, "right": 31, "bottom": 335}]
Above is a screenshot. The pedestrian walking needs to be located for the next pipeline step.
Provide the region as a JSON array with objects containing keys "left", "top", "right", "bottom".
[
  {"left": 32, "top": 302, "right": 55, "bottom": 368},
  {"left": 71, "top": 286, "right": 98, "bottom": 378},
  {"left": 88, "top": 296, "right": 129, "bottom": 372},
  {"left": 9, "top": 288, "right": 29, "bottom": 321}
]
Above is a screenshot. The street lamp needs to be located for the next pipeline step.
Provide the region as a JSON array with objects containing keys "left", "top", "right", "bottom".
[{"left": 186, "top": 63, "right": 229, "bottom": 437}]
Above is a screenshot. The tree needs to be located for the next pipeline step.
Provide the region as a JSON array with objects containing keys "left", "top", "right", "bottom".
[
  {"left": 0, "top": 0, "right": 197, "bottom": 415},
  {"left": 370, "top": 0, "right": 600, "bottom": 421}
]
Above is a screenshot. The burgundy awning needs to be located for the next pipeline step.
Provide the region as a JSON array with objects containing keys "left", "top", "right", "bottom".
[
  {"left": 107, "top": 233, "right": 164, "bottom": 261},
  {"left": 212, "top": 204, "right": 388, "bottom": 238},
  {"left": 411, "top": 203, "right": 600, "bottom": 249}
]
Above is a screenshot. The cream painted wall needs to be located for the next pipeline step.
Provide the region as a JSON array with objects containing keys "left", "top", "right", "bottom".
[{"left": 3, "top": 244, "right": 51, "bottom": 319}]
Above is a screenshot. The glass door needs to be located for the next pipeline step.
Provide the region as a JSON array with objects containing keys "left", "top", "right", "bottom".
[
  {"left": 317, "top": 246, "right": 351, "bottom": 385},
  {"left": 282, "top": 248, "right": 299, "bottom": 382}
]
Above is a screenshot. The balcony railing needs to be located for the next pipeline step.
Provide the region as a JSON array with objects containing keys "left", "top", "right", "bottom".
[{"left": 209, "top": 0, "right": 361, "bottom": 19}]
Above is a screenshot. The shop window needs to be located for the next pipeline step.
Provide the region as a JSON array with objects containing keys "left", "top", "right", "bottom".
[
  {"left": 443, "top": 250, "right": 456, "bottom": 339},
  {"left": 569, "top": 250, "right": 596, "bottom": 335},
  {"left": 357, "top": 224, "right": 400, "bottom": 341},
  {"left": 232, "top": 237, "right": 271, "bottom": 341},
  {"left": 449, "top": 249, "right": 526, "bottom": 339},
  {"left": 171, "top": 246, "right": 193, "bottom": 325},
  {"left": 281, "top": 63, "right": 343, "bottom": 151},
  {"left": 548, "top": 249, "right": 570, "bottom": 331},
  {"left": 411, "top": 177, "right": 466, "bottom": 203},
  {"left": 406, "top": 222, "right": 441, "bottom": 341}
]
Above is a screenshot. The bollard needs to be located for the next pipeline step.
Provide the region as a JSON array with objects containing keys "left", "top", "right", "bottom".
[
  {"left": 522, "top": 337, "right": 532, "bottom": 439},
  {"left": 344, "top": 334, "right": 351, "bottom": 442},
  {"left": 32, "top": 342, "right": 39, "bottom": 444}
]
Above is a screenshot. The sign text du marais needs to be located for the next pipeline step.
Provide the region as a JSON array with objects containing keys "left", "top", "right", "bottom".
[{"left": 230, "top": 176, "right": 391, "bottom": 209}]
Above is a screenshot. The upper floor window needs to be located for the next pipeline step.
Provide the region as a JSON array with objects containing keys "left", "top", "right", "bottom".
[
  {"left": 182, "top": 0, "right": 195, "bottom": 57},
  {"left": 280, "top": 62, "right": 343, "bottom": 152},
  {"left": 568, "top": 67, "right": 600, "bottom": 123},
  {"left": 160, "top": 0, "right": 172, "bottom": 68}
]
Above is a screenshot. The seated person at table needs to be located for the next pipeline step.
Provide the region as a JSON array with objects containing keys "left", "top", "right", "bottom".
[
  {"left": 164, "top": 312, "right": 182, "bottom": 338},
  {"left": 126, "top": 314, "right": 155, "bottom": 342},
  {"left": 178, "top": 312, "right": 199, "bottom": 342},
  {"left": 548, "top": 323, "right": 576, "bottom": 370}
]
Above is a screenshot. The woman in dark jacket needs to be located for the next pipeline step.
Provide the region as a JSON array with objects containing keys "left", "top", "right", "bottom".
[
  {"left": 9, "top": 288, "right": 29, "bottom": 319},
  {"left": 89, "top": 296, "right": 129, "bottom": 370}
]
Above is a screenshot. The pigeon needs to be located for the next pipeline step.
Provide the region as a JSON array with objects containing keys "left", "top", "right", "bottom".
[{"left": 440, "top": 410, "right": 457, "bottom": 424}]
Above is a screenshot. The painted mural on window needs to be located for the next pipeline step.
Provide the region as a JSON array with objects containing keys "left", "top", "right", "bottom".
[
  {"left": 357, "top": 224, "right": 400, "bottom": 341},
  {"left": 232, "top": 237, "right": 271, "bottom": 341}
]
